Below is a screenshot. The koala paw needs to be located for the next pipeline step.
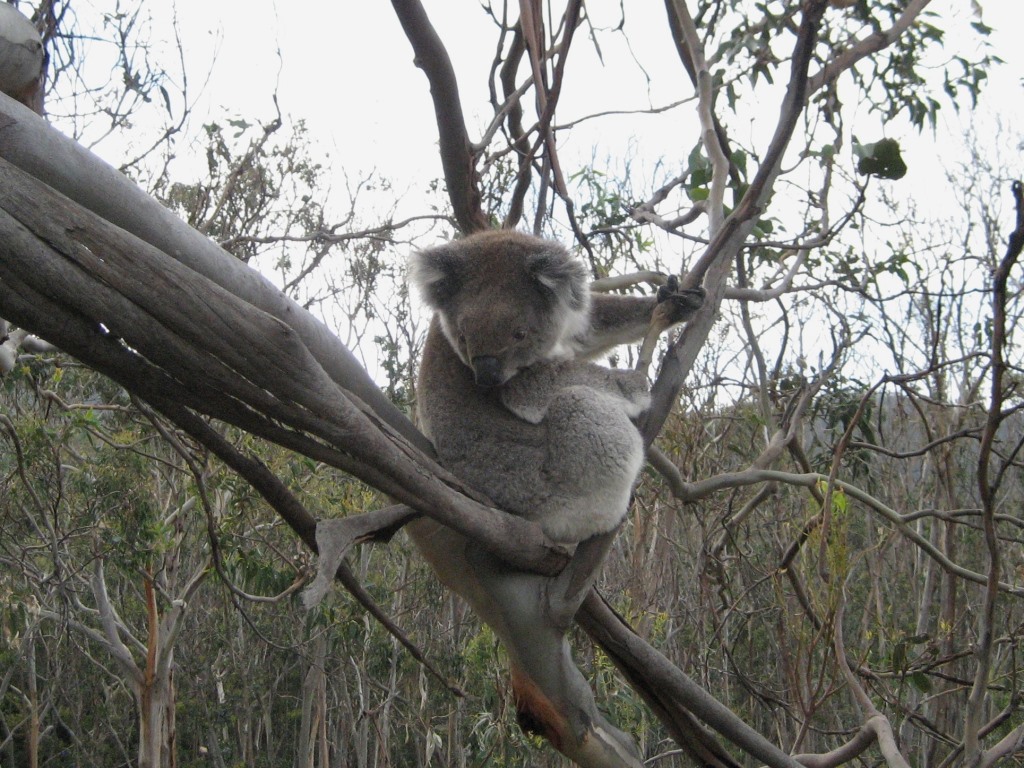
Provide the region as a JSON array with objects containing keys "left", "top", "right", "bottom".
[{"left": 654, "top": 275, "right": 705, "bottom": 328}]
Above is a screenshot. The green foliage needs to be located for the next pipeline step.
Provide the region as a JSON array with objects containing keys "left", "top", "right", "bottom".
[
  {"left": 854, "top": 137, "right": 908, "bottom": 180},
  {"left": 163, "top": 118, "right": 325, "bottom": 255},
  {"left": 570, "top": 164, "right": 656, "bottom": 272},
  {"left": 710, "top": 1, "right": 996, "bottom": 132},
  {"left": 685, "top": 142, "right": 713, "bottom": 203},
  {"left": 575, "top": 168, "right": 631, "bottom": 230},
  {"left": 833, "top": 5, "right": 995, "bottom": 129},
  {"left": 808, "top": 377, "right": 876, "bottom": 478}
]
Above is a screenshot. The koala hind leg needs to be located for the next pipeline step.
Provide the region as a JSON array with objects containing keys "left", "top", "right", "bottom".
[{"left": 536, "top": 385, "right": 645, "bottom": 544}]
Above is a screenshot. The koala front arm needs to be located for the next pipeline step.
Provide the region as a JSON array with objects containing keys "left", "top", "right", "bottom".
[
  {"left": 575, "top": 282, "right": 706, "bottom": 360},
  {"left": 573, "top": 293, "right": 662, "bottom": 358}
]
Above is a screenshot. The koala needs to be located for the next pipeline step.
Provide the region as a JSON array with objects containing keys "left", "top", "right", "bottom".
[{"left": 410, "top": 229, "right": 704, "bottom": 544}]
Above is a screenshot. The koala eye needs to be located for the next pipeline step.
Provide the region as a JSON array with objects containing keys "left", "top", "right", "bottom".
[{"left": 512, "top": 328, "right": 527, "bottom": 341}]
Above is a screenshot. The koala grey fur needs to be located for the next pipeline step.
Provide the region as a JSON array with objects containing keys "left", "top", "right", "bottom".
[{"left": 410, "top": 229, "right": 703, "bottom": 544}]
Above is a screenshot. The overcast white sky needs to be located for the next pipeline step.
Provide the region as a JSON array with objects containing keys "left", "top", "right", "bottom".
[
  {"left": 164, "top": 1, "right": 695, "bottom": 180},
  {"left": 109, "top": 0, "right": 1019, "bottom": 229}
]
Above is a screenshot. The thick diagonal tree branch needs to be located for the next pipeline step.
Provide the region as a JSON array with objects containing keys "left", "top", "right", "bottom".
[
  {"left": 578, "top": 592, "right": 803, "bottom": 768},
  {"left": 0, "top": 145, "right": 566, "bottom": 575},
  {"left": 0, "top": 93, "right": 430, "bottom": 456}
]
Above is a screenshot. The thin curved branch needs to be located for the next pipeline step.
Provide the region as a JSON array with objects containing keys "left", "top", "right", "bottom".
[
  {"left": 496, "top": 22, "right": 534, "bottom": 229},
  {"left": 660, "top": 0, "right": 742, "bottom": 198},
  {"left": 668, "top": 0, "right": 728, "bottom": 236},
  {"left": 90, "top": 558, "right": 144, "bottom": 685},
  {"left": 671, "top": 466, "right": 1024, "bottom": 596},
  {"left": 791, "top": 724, "right": 877, "bottom": 768},
  {"left": 965, "top": 179, "right": 1024, "bottom": 762},
  {"left": 679, "top": 0, "right": 829, "bottom": 289},
  {"left": 978, "top": 722, "right": 1024, "bottom": 768},
  {"left": 807, "top": 0, "right": 933, "bottom": 96},
  {"left": 832, "top": 585, "right": 912, "bottom": 768},
  {"left": 518, "top": 0, "right": 590, "bottom": 246}
]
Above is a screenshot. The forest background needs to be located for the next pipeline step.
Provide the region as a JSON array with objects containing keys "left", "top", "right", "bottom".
[{"left": 1, "top": 0, "right": 1024, "bottom": 767}]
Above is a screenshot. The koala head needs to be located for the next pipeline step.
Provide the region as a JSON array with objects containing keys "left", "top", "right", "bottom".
[{"left": 411, "top": 230, "right": 591, "bottom": 388}]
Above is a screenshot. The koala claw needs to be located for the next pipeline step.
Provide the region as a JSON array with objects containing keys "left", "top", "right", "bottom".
[
  {"left": 656, "top": 274, "right": 681, "bottom": 302},
  {"left": 654, "top": 277, "right": 705, "bottom": 328}
]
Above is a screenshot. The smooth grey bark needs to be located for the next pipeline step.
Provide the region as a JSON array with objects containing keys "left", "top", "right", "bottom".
[{"left": 0, "top": 91, "right": 429, "bottom": 456}]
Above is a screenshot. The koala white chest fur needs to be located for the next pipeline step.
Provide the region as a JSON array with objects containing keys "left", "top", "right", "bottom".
[{"left": 410, "top": 230, "right": 703, "bottom": 544}]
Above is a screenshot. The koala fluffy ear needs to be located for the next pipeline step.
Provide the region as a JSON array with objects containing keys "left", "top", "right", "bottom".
[
  {"left": 409, "top": 243, "right": 463, "bottom": 310},
  {"left": 527, "top": 250, "right": 590, "bottom": 314}
]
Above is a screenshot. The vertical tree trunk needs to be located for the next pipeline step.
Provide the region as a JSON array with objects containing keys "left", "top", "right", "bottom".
[
  {"left": 139, "top": 573, "right": 159, "bottom": 768},
  {"left": 317, "top": 665, "right": 329, "bottom": 768},
  {"left": 138, "top": 573, "right": 176, "bottom": 768},
  {"left": 297, "top": 633, "right": 328, "bottom": 768},
  {"left": 167, "top": 671, "right": 177, "bottom": 768},
  {"left": 931, "top": 445, "right": 960, "bottom": 768},
  {"left": 26, "top": 632, "right": 39, "bottom": 768}
]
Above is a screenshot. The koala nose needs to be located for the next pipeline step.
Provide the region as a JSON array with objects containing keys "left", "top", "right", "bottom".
[{"left": 471, "top": 356, "right": 504, "bottom": 388}]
